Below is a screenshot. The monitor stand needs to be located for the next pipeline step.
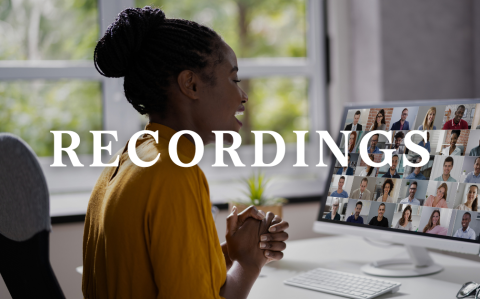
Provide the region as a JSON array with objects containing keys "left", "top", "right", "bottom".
[{"left": 361, "top": 245, "right": 443, "bottom": 277}]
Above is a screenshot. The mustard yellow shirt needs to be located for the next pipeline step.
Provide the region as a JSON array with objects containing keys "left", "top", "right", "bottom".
[{"left": 82, "top": 123, "right": 226, "bottom": 299}]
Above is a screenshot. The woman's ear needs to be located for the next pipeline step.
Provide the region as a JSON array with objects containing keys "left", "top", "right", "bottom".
[{"left": 177, "top": 70, "right": 198, "bottom": 99}]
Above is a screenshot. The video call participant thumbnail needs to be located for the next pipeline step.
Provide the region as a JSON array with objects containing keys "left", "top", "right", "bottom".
[
  {"left": 423, "top": 209, "right": 448, "bottom": 236},
  {"left": 376, "top": 179, "right": 395, "bottom": 203},
  {"left": 325, "top": 198, "right": 341, "bottom": 221},
  {"left": 434, "top": 156, "right": 457, "bottom": 182},
  {"left": 358, "top": 154, "right": 377, "bottom": 177},
  {"left": 367, "top": 134, "right": 381, "bottom": 154},
  {"left": 390, "top": 108, "right": 410, "bottom": 130},
  {"left": 425, "top": 182, "right": 449, "bottom": 208},
  {"left": 391, "top": 131, "right": 405, "bottom": 155},
  {"left": 418, "top": 107, "right": 436, "bottom": 130},
  {"left": 351, "top": 178, "right": 371, "bottom": 200},
  {"left": 345, "top": 110, "right": 363, "bottom": 131},
  {"left": 455, "top": 185, "right": 479, "bottom": 211},
  {"left": 442, "top": 105, "right": 468, "bottom": 130},
  {"left": 347, "top": 132, "right": 357, "bottom": 153},
  {"left": 441, "top": 130, "right": 462, "bottom": 156},
  {"left": 382, "top": 154, "right": 400, "bottom": 178},
  {"left": 346, "top": 201, "right": 364, "bottom": 224},
  {"left": 399, "top": 181, "right": 422, "bottom": 205},
  {"left": 394, "top": 205, "right": 413, "bottom": 231},
  {"left": 417, "top": 132, "right": 431, "bottom": 153},
  {"left": 453, "top": 212, "right": 477, "bottom": 240},
  {"left": 336, "top": 154, "right": 354, "bottom": 175},
  {"left": 469, "top": 139, "right": 480, "bottom": 156},
  {"left": 404, "top": 157, "right": 427, "bottom": 180},
  {"left": 330, "top": 176, "right": 348, "bottom": 198},
  {"left": 369, "top": 203, "right": 389, "bottom": 227},
  {"left": 464, "top": 157, "right": 480, "bottom": 183},
  {"left": 370, "top": 109, "right": 386, "bottom": 131}
]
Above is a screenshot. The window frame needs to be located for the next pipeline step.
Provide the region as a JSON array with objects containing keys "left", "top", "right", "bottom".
[{"left": 0, "top": 0, "right": 327, "bottom": 213}]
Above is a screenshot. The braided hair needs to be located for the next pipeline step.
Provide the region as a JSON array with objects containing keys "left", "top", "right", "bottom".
[{"left": 94, "top": 6, "right": 224, "bottom": 116}]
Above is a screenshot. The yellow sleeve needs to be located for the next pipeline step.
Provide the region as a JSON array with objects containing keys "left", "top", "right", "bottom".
[{"left": 146, "top": 161, "right": 227, "bottom": 299}]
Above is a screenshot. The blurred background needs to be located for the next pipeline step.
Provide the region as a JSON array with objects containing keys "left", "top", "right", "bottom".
[{"left": 1, "top": 0, "right": 480, "bottom": 298}]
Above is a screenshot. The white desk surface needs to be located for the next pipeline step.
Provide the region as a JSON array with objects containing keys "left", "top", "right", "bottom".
[{"left": 249, "top": 236, "right": 480, "bottom": 298}]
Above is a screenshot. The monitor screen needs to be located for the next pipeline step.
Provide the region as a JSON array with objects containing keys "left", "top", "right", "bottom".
[{"left": 318, "top": 101, "right": 480, "bottom": 244}]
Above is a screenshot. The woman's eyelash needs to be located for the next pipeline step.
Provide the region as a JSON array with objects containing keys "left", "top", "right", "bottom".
[{"left": 233, "top": 79, "right": 241, "bottom": 83}]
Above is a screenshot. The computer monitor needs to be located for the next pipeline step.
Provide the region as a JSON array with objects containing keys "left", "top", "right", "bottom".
[{"left": 313, "top": 99, "right": 480, "bottom": 277}]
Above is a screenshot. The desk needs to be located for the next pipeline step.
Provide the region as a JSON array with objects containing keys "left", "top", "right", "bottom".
[{"left": 249, "top": 236, "right": 480, "bottom": 298}]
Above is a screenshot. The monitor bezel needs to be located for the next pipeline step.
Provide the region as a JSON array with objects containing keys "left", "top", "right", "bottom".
[{"left": 315, "top": 98, "right": 480, "bottom": 252}]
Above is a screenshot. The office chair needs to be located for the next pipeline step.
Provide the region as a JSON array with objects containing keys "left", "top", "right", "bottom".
[{"left": 0, "top": 133, "right": 65, "bottom": 298}]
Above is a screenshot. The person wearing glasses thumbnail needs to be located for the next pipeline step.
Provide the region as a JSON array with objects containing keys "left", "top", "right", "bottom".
[
  {"left": 399, "top": 181, "right": 422, "bottom": 205},
  {"left": 390, "top": 108, "right": 410, "bottom": 130},
  {"left": 367, "top": 134, "right": 381, "bottom": 154},
  {"left": 369, "top": 203, "right": 389, "bottom": 227},
  {"left": 441, "top": 130, "right": 462, "bottom": 156},
  {"left": 453, "top": 212, "right": 477, "bottom": 240},
  {"left": 423, "top": 209, "right": 448, "bottom": 235},
  {"left": 424, "top": 183, "right": 449, "bottom": 208},
  {"left": 465, "top": 158, "right": 480, "bottom": 183},
  {"left": 382, "top": 154, "right": 400, "bottom": 178},
  {"left": 330, "top": 176, "right": 349, "bottom": 198},
  {"left": 404, "top": 157, "right": 427, "bottom": 180},
  {"left": 434, "top": 157, "right": 457, "bottom": 182},
  {"left": 376, "top": 179, "right": 395, "bottom": 203},
  {"left": 336, "top": 154, "right": 354, "bottom": 175},
  {"left": 325, "top": 198, "right": 341, "bottom": 221},
  {"left": 346, "top": 201, "right": 364, "bottom": 224},
  {"left": 345, "top": 110, "right": 363, "bottom": 131},
  {"left": 442, "top": 105, "right": 468, "bottom": 130},
  {"left": 351, "top": 178, "right": 372, "bottom": 200},
  {"left": 393, "top": 205, "right": 413, "bottom": 231},
  {"left": 370, "top": 109, "right": 387, "bottom": 131},
  {"left": 418, "top": 107, "right": 436, "bottom": 130}
]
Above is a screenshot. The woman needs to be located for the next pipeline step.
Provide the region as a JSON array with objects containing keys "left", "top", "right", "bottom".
[
  {"left": 424, "top": 183, "right": 449, "bottom": 208},
  {"left": 394, "top": 205, "right": 413, "bottom": 231},
  {"left": 325, "top": 198, "right": 341, "bottom": 221},
  {"left": 423, "top": 210, "right": 448, "bottom": 235},
  {"left": 376, "top": 179, "right": 395, "bottom": 203},
  {"left": 455, "top": 185, "right": 479, "bottom": 211},
  {"left": 441, "top": 130, "right": 462, "bottom": 156},
  {"left": 370, "top": 109, "right": 387, "bottom": 130},
  {"left": 83, "top": 7, "right": 289, "bottom": 299},
  {"left": 348, "top": 131, "right": 357, "bottom": 153},
  {"left": 418, "top": 107, "right": 436, "bottom": 130},
  {"left": 358, "top": 154, "right": 377, "bottom": 177},
  {"left": 418, "top": 131, "right": 431, "bottom": 153}
]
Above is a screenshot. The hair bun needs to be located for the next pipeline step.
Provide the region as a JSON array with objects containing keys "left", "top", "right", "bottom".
[{"left": 94, "top": 6, "right": 166, "bottom": 78}]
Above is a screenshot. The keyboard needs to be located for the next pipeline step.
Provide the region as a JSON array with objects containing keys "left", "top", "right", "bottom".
[{"left": 284, "top": 268, "right": 401, "bottom": 299}]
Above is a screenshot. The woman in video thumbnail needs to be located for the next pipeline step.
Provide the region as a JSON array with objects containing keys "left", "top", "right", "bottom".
[
  {"left": 418, "top": 132, "right": 430, "bottom": 153},
  {"left": 418, "top": 107, "right": 436, "bottom": 130},
  {"left": 394, "top": 205, "right": 413, "bottom": 231},
  {"left": 423, "top": 209, "right": 447, "bottom": 235},
  {"left": 359, "top": 154, "right": 377, "bottom": 177},
  {"left": 376, "top": 179, "right": 395, "bottom": 203},
  {"left": 441, "top": 130, "right": 462, "bottom": 156},
  {"left": 370, "top": 109, "right": 386, "bottom": 131},
  {"left": 424, "top": 183, "right": 449, "bottom": 208},
  {"left": 348, "top": 131, "right": 357, "bottom": 153},
  {"left": 455, "top": 185, "right": 479, "bottom": 211},
  {"left": 325, "top": 198, "right": 341, "bottom": 221}
]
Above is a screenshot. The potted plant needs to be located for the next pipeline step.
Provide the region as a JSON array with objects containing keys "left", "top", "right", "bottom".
[{"left": 229, "top": 172, "right": 287, "bottom": 218}]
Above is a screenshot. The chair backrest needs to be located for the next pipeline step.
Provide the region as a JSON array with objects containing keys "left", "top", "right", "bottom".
[{"left": 0, "top": 133, "right": 65, "bottom": 298}]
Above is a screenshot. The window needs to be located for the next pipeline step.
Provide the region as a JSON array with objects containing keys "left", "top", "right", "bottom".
[{"left": 1, "top": 0, "right": 326, "bottom": 212}]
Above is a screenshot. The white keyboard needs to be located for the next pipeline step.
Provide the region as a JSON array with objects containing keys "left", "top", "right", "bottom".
[{"left": 284, "top": 268, "right": 401, "bottom": 299}]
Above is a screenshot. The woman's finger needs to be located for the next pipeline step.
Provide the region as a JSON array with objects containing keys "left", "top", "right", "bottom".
[
  {"left": 269, "top": 215, "right": 283, "bottom": 226},
  {"left": 268, "top": 220, "right": 289, "bottom": 233},
  {"left": 264, "top": 250, "right": 284, "bottom": 261},
  {"left": 237, "top": 205, "right": 265, "bottom": 226},
  {"left": 259, "top": 241, "right": 286, "bottom": 252},
  {"left": 260, "top": 232, "right": 289, "bottom": 242}
]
